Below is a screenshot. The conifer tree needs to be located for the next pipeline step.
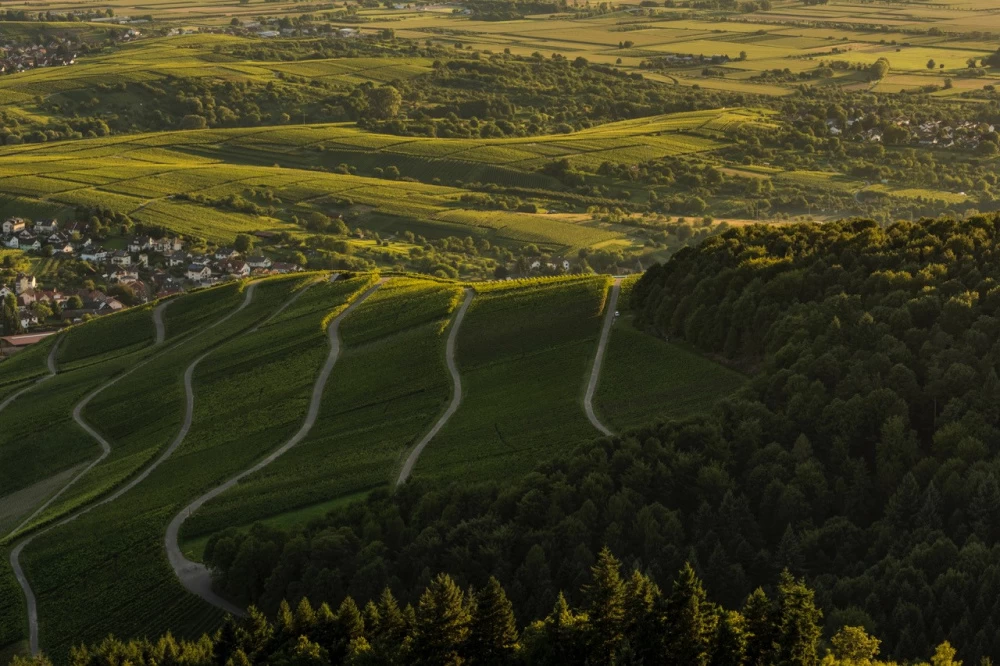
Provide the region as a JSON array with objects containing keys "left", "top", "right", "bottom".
[
  {"left": 742, "top": 588, "right": 776, "bottom": 666},
  {"left": 664, "top": 562, "right": 717, "bottom": 666},
  {"left": 468, "top": 576, "right": 519, "bottom": 665},
  {"left": 623, "top": 569, "right": 662, "bottom": 663},
  {"left": 242, "top": 606, "right": 275, "bottom": 660},
  {"left": 584, "top": 546, "right": 627, "bottom": 662},
  {"left": 276, "top": 599, "right": 296, "bottom": 642},
  {"left": 776, "top": 570, "right": 822, "bottom": 666},
  {"left": 541, "top": 592, "right": 588, "bottom": 665},
  {"left": 411, "top": 573, "right": 472, "bottom": 665},
  {"left": 711, "top": 610, "right": 748, "bottom": 666},
  {"left": 295, "top": 597, "right": 317, "bottom": 636}
]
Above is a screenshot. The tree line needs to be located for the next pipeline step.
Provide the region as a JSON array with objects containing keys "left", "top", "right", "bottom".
[{"left": 11, "top": 549, "right": 962, "bottom": 666}]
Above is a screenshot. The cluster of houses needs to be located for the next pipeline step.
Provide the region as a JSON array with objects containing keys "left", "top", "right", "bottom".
[
  {"left": 229, "top": 20, "right": 360, "bottom": 39},
  {"left": 640, "top": 53, "right": 731, "bottom": 69},
  {"left": 0, "top": 273, "right": 125, "bottom": 328},
  {"left": 0, "top": 42, "right": 76, "bottom": 75},
  {"left": 824, "top": 117, "right": 997, "bottom": 150},
  {"left": 179, "top": 246, "right": 301, "bottom": 287},
  {"left": 1, "top": 217, "right": 303, "bottom": 327}
]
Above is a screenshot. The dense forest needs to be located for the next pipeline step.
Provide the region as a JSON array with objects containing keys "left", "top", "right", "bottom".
[
  {"left": 13, "top": 550, "right": 962, "bottom": 666},
  {"left": 204, "top": 215, "right": 1000, "bottom": 663}
]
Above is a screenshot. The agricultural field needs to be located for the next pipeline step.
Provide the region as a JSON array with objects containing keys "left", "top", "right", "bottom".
[
  {"left": 8, "top": 274, "right": 371, "bottom": 659},
  {"left": 0, "top": 108, "right": 764, "bottom": 252},
  {"left": 178, "top": 277, "right": 462, "bottom": 549},
  {"left": 411, "top": 275, "right": 612, "bottom": 482}
]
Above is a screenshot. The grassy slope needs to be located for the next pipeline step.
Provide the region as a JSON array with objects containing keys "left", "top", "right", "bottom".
[
  {"left": 180, "top": 277, "right": 461, "bottom": 543},
  {"left": 16, "top": 275, "right": 372, "bottom": 659},
  {"left": 413, "top": 276, "right": 611, "bottom": 482},
  {"left": 594, "top": 321, "right": 747, "bottom": 432}
]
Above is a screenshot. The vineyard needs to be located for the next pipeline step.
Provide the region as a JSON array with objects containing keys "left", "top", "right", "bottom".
[
  {"left": 179, "top": 277, "right": 462, "bottom": 544},
  {"left": 413, "top": 275, "right": 613, "bottom": 481},
  {"left": 0, "top": 272, "right": 732, "bottom": 659}
]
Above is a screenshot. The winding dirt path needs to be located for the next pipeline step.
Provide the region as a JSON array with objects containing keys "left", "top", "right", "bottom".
[
  {"left": 396, "top": 288, "right": 473, "bottom": 486},
  {"left": 10, "top": 287, "right": 258, "bottom": 655},
  {"left": 153, "top": 299, "right": 168, "bottom": 344},
  {"left": 583, "top": 278, "right": 621, "bottom": 437},
  {"left": 5, "top": 302, "right": 176, "bottom": 541},
  {"left": 165, "top": 280, "right": 385, "bottom": 616},
  {"left": 0, "top": 337, "right": 61, "bottom": 415}
]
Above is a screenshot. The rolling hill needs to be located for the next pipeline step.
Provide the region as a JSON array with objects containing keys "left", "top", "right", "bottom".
[{"left": 0, "top": 272, "right": 742, "bottom": 660}]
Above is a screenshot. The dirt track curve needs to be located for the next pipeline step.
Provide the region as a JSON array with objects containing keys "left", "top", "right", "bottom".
[
  {"left": 396, "top": 288, "right": 473, "bottom": 486},
  {"left": 10, "top": 285, "right": 261, "bottom": 656},
  {"left": 0, "top": 337, "right": 61, "bottom": 416},
  {"left": 583, "top": 278, "right": 622, "bottom": 437},
  {"left": 165, "top": 280, "right": 385, "bottom": 616}
]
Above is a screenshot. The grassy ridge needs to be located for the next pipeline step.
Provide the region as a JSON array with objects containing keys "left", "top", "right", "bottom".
[
  {"left": 413, "top": 275, "right": 611, "bottom": 482},
  {"left": 180, "top": 278, "right": 460, "bottom": 542},
  {"left": 18, "top": 275, "right": 373, "bottom": 659}
]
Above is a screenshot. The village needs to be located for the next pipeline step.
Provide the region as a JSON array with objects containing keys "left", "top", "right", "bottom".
[{"left": 0, "top": 217, "right": 302, "bottom": 336}]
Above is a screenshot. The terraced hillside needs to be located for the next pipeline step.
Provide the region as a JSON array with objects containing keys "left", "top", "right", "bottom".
[{"left": 0, "top": 271, "right": 742, "bottom": 660}]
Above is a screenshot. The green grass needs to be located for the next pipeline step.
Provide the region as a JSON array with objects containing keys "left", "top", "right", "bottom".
[
  {"left": 594, "top": 320, "right": 747, "bottom": 432},
  {"left": 413, "top": 275, "right": 611, "bottom": 482},
  {"left": 179, "top": 277, "right": 461, "bottom": 542}
]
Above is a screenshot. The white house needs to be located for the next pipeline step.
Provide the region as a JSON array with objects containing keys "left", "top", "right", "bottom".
[
  {"left": 80, "top": 249, "right": 108, "bottom": 263},
  {"left": 2, "top": 218, "right": 26, "bottom": 234},
  {"left": 2, "top": 237, "right": 18, "bottom": 249},
  {"left": 34, "top": 219, "right": 58, "bottom": 234},
  {"left": 246, "top": 255, "right": 272, "bottom": 269},
  {"left": 110, "top": 251, "right": 131, "bottom": 267},
  {"left": 186, "top": 263, "right": 212, "bottom": 281}
]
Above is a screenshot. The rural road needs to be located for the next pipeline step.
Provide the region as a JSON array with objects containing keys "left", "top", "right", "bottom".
[
  {"left": 165, "top": 280, "right": 385, "bottom": 616},
  {"left": 10, "top": 286, "right": 260, "bottom": 655},
  {"left": 0, "top": 337, "right": 61, "bottom": 416},
  {"left": 396, "top": 288, "right": 473, "bottom": 486},
  {"left": 583, "top": 278, "right": 622, "bottom": 437}
]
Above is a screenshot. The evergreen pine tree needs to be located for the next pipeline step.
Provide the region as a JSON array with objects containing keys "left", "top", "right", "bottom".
[
  {"left": 468, "top": 576, "right": 519, "bottom": 665},
  {"left": 623, "top": 569, "right": 661, "bottom": 663},
  {"left": 742, "top": 588, "right": 776, "bottom": 666},
  {"left": 711, "top": 610, "right": 748, "bottom": 666},
  {"left": 583, "top": 546, "right": 627, "bottom": 662},
  {"left": 542, "top": 592, "right": 588, "bottom": 665},
  {"left": 663, "top": 562, "right": 717, "bottom": 666},
  {"left": 776, "top": 570, "right": 822, "bottom": 666},
  {"left": 411, "top": 573, "right": 472, "bottom": 666},
  {"left": 276, "top": 599, "right": 296, "bottom": 642},
  {"left": 295, "top": 597, "right": 317, "bottom": 637}
]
